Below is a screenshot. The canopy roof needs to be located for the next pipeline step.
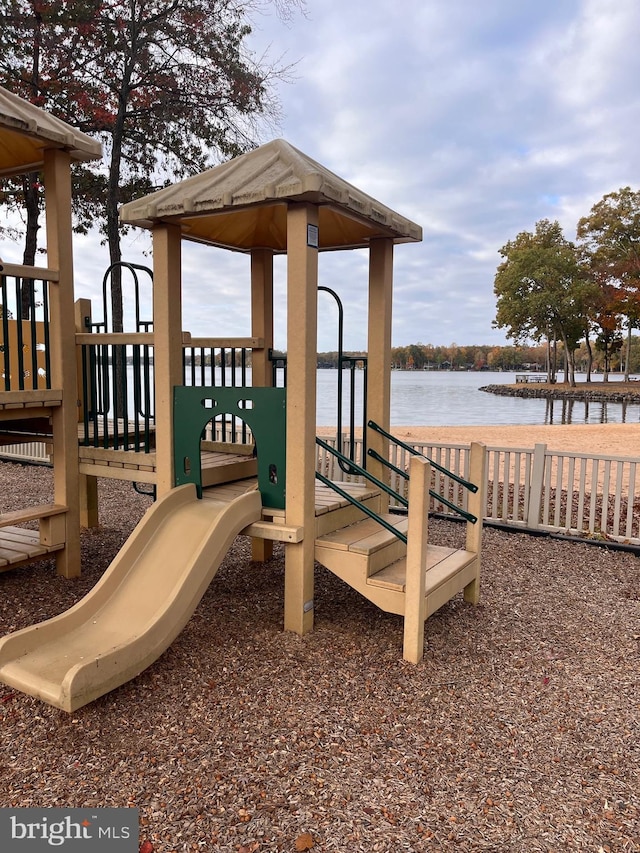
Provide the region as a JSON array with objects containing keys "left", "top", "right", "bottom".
[
  {"left": 0, "top": 87, "right": 102, "bottom": 177},
  {"left": 119, "top": 139, "right": 422, "bottom": 252}
]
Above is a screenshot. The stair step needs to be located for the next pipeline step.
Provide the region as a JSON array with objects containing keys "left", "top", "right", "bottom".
[
  {"left": 315, "top": 514, "right": 408, "bottom": 554},
  {"left": 367, "top": 546, "right": 477, "bottom": 593},
  {"left": 0, "top": 527, "right": 64, "bottom": 569}
]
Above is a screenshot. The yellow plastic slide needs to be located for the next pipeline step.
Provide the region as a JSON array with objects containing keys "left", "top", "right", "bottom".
[{"left": 0, "top": 484, "right": 262, "bottom": 712}]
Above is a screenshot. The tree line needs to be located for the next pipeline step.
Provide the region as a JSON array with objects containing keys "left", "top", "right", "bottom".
[
  {"left": 494, "top": 188, "right": 640, "bottom": 385},
  {"left": 317, "top": 339, "right": 640, "bottom": 375},
  {"left": 0, "top": 0, "right": 304, "bottom": 327}
]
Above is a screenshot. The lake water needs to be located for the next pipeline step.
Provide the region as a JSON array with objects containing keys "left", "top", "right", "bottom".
[
  {"left": 315, "top": 369, "right": 640, "bottom": 427},
  {"left": 131, "top": 367, "right": 640, "bottom": 427}
]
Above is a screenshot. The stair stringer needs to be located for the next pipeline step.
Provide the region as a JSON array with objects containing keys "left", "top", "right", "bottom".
[{"left": 314, "top": 545, "right": 406, "bottom": 615}]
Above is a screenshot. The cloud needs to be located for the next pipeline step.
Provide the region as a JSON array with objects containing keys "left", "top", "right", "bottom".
[{"left": 3, "top": 0, "right": 640, "bottom": 352}]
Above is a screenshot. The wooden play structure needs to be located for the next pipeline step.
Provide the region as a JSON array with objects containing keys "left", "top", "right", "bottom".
[{"left": 0, "top": 88, "right": 487, "bottom": 711}]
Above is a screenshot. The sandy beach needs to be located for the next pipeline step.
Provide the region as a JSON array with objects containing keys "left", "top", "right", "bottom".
[{"left": 373, "top": 422, "right": 640, "bottom": 457}]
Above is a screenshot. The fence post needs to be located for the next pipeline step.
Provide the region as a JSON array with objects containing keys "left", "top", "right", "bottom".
[
  {"left": 464, "top": 442, "right": 487, "bottom": 605},
  {"left": 527, "top": 443, "right": 547, "bottom": 530},
  {"left": 403, "top": 455, "right": 430, "bottom": 664}
]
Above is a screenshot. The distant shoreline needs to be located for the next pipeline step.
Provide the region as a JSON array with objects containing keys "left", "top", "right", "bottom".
[{"left": 480, "top": 380, "right": 640, "bottom": 404}]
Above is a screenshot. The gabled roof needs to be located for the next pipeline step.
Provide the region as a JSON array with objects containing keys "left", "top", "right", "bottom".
[
  {"left": 119, "top": 139, "right": 422, "bottom": 252},
  {"left": 0, "top": 87, "right": 102, "bottom": 177}
]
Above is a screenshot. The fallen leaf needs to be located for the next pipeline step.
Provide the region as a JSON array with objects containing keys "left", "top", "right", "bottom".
[
  {"left": 295, "top": 832, "right": 315, "bottom": 851},
  {"left": 139, "top": 842, "right": 154, "bottom": 853}
]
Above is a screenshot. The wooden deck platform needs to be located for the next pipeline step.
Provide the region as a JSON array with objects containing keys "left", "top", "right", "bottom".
[
  {"left": 0, "top": 527, "right": 64, "bottom": 571},
  {"left": 205, "top": 478, "right": 382, "bottom": 544}
]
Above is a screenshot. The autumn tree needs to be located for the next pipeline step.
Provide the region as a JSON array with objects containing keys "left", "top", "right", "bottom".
[
  {"left": 576, "top": 187, "right": 640, "bottom": 381},
  {"left": 0, "top": 1, "right": 98, "bottom": 314},
  {"left": 494, "top": 219, "right": 595, "bottom": 385},
  {"left": 0, "top": 0, "right": 304, "bottom": 330}
]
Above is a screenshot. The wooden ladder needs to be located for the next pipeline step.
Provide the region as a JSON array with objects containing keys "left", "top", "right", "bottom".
[{"left": 314, "top": 443, "right": 487, "bottom": 662}]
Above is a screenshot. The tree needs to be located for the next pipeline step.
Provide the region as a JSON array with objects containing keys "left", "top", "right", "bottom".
[
  {"left": 494, "top": 219, "right": 595, "bottom": 386},
  {"left": 577, "top": 187, "right": 640, "bottom": 381},
  {"left": 0, "top": 0, "right": 304, "bottom": 330}
]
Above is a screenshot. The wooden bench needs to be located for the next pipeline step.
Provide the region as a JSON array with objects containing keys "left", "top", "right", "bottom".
[
  {"left": 515, "top": 374, "right": 546, "bottom": 383},
  {"left": 0, "top": 504, "right": 68, "bottom": 569}
]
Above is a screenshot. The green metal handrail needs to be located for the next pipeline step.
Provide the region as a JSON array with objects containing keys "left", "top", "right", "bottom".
[
  {"left": 368, "top": 419, "right": 478, "bottom": 493},
  {"left": 316, "top": 437, "right": 408, "bottom": 544},
  {"left": 366, "top": 447, "right": 477, "bottom": 524},
  {"left": 315, "top": 470, "right": 407, "bottom": 545}
]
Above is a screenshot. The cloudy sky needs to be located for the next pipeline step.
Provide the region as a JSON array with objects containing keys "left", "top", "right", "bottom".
[{"left": 3, "top": 0, "right": 640, "bottom": 352}]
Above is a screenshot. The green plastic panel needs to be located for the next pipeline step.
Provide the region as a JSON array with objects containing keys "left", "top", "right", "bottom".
[{"left": 173, "top": 386, "right": 286, "bottom": 509}]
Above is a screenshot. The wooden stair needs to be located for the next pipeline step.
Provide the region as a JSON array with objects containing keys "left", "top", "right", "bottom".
[
  {"left": 315, "top": 516, "right": 478, "bottom": 617},
  {"left": 313, "top": 442, "right": 487, "bottom": 663}
]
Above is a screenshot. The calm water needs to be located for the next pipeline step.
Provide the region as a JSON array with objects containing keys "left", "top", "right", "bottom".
[
  {"left": 315, "top": 369, "right": 640, "bottom": 427},
  {"left": 137, "top": 367, "right": 640, "bottom": 427}
]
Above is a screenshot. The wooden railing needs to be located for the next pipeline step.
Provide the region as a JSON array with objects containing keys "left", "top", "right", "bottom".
[{"left": 0, "top": 263, "right": 58, "bottom": 392}]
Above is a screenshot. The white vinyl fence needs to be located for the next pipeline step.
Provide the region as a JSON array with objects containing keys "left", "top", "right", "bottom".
[
  {"left": 2, "top": 435, "right": 638, "bottom": 545},
  {"left": 317, "top": 436, "right": 640, "bottom": 546}
]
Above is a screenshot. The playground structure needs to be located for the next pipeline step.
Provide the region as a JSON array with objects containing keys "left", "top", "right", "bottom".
[{"left": 0, "top": 88, "right": 487, "bottom": 711}]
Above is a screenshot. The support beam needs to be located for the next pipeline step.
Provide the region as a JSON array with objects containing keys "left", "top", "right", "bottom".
[
  {"left": 152, "top": 224, "right": 183, "bottom": 497},
  {"left": 251, "top": 248, "right": 275, "bottom": 562},
  {"left": 44, "top": 149, "right": 81, "bottom": 578},
  {"left": 250, "top": 248, "right": 274, "bottom": 387},
  {"left": 75, "top": 298, "right": 98, "bottom": 528},
  {"left": 403, "top": 455, "right": 430, "bottom": 663},
  {"left": 284, "top": 204, "right": 319, "bottom": 635},
  {"left": 366, "top": 238, "right": 394, "bottom": 511},
  {"left": 463, "top": 441, "right": 487, "bottom": 605}
]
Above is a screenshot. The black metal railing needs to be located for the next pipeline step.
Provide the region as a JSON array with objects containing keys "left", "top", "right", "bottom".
[
  {"left": 183, "top": 344, "right": 254, "bottom": 444},
  {"left": 316, "top": 437, "right": 408, "bottom": 544}
]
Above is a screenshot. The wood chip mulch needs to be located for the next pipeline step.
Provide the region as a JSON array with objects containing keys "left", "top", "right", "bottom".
[{"left": 0, "top": 462, "right": 638, "bottom": 852}]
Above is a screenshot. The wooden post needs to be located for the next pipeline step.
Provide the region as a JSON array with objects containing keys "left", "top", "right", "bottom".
[
  {"left": 152, "top": 224, "right": 183, "bottom": 497},
  {"left": 366, "top": 238, "right": 394, "bottom": 512},
  {"left": 250, "top": 248, "right": 275, "bottom": 562},
  {"left": 463, "top": 441, "right": 487, "bottom": 605},
  {"left": 75, "top": 298, "right": 98, "bottom": 528},
  {"left": 403, "top": 454, "right": 430, "bottom": 663},
  {"left": 284, "top": 203, "right": 319, "bottom": 636},
  {"left": 43, "top": 148, "right": 81, "bottom": 578}
]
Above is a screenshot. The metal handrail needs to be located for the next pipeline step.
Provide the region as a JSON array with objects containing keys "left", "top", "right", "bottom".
[
  {"left": 368, "top": 419, "right": 478, "bottom": 493},
  {"left": 366, "top": 447, "right": 477, "bottom": 524},
  {"left": 315, "top": 471, "right": 407, "bottom": 545}
]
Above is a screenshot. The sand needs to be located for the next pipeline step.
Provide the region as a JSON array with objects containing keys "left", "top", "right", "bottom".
[{"left": 385, "top": 423, "right": 640, "bottom": 457}]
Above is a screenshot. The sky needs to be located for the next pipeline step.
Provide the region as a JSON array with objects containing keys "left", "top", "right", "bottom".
[{"left": 3, "top": 0, "right": 640, "bottom": 352}]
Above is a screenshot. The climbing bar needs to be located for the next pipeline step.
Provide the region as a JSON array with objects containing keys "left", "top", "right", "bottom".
[{"left": 367, "top": 420, "right": 478, "bottom": 493}]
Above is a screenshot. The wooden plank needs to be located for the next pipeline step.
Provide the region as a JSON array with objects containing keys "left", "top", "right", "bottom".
[
  {"left": 78, "top": 462, "right": 157, "bottom": 484},
  {"left": 78, "top": 446, "right": 157, "bottom": 465},
  {"left": 0, "top": 527, "right": 64, "bottom": 569},
  {"left": 75, "top": 332, "right": 154, "bottom": 345},
  {"left": 241, "top": 520, "right": 304, "bottom": 543},
  {"left": 315, "top": 515, "right": 407, "bottom": 554},
  {"left": 0, "top": 390, "right": 62, "bottom": 407},
  {"left": 0, "top": 504, "right": 67, "bottom": 529},
  {"left": 0, "top": 262, "right": 59, "bottom": 281},
  {"left": 367, "top": 546, "right": 467, "bottom": 593},
  {"left": 184, "top": 336, "right": 264, "bottom": 348}
]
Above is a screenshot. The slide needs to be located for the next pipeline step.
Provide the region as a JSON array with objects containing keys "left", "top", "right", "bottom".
[{"left": 0, "top": 484, "right": 262, "bottom": 712}]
